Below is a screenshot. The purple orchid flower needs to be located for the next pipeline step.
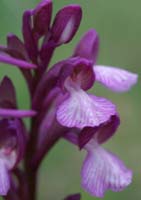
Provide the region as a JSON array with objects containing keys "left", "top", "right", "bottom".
[
  {"left": 0, "top": 118, "right": 26, "bottom": 196},
  {"left": 64, "top": 115, "right": 132, "bottom": 197},
  {"left": 71, "top": 30, "right": 136, "bottom": 197},
  {"left": 0, "top": 77, "right": 33, "bottom": 196},
  {"left": 29, "top": 14, "right": 137, "bottom": 199},
  {"left": 33, "top": 29, "right": 137, "bottom": 130},
  {"left": 79, "top": 115, "right": 132, "bottom": 197},
  {"left": 31, "top": 28, "right": 137, "bottom": 198},
  {"left": 42, "top": 29, "right": 136, "bottom": 197},
  {"left": 55, "top": 57, "right": 117, "bottom": 128}
]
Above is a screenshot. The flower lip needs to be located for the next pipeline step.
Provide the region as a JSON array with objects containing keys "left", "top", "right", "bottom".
[
  {"left": 56, "top": 93, "right": 117, "bottom": 129},
  {"left": 81, "top": 141, "right": 132, "bottom": 197}
]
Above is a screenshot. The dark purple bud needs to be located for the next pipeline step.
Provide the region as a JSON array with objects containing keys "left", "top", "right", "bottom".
[
  {"left": 0, "top": 77, "right": 36, "bottom": 118},
  {"left": 64, "top": 193, "right": 81, "bottom": 200},
  {"left": 22, "top": 10, "right": 38, "bottom": 63},
  {"left": 33, "top": 0, "right": 52, "bottom": 38},
  {"left": 7, "top": 34, "right": 29, "bottom": 60},
  {"left": 51, "top": 5, "right": 82, "bottom": 45},
  {"left": 73, "top": 29, "right": 99, "bottom": 64},
  {"left": 0, "top": 77, "right": 17, "bottom": 109},
  {"left": 0, "top": 53, "right": 37, "bottom": 69}
]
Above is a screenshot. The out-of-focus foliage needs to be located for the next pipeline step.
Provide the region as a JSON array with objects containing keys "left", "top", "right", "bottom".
[{"left": 0, "top": 0, "right": 140, "bottom": 199}]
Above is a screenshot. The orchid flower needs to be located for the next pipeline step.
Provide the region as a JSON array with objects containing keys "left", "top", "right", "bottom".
[{"left": 79, "top": 115, "right": 132, "bottom": 197}]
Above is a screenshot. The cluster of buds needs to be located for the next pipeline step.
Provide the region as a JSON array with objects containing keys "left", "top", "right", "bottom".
[{"left": 0, "top": 0, "right": 138, "bottom": 199}]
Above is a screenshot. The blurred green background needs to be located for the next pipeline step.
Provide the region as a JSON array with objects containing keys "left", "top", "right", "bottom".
[{"left": 0, "top": 0, "right": 141, "bottom": 199}]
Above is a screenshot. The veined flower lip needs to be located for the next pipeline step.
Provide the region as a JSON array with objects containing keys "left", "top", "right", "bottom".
[{"left": 81, "top": 140, "right": 132, "bottom": 198}]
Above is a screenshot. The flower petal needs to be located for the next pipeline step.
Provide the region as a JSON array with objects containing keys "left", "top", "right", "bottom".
[
  {"left": 73, "top": 29, "right": 99, "bottom": 64},
  {"left": 0, "top": 108, "right": 36, "bottom": 118},
  {"left": 7, "top": 34, "right": 29, "bottom": 60},
  {"left": 81, "top": 142, "right": 132, "bottom": 197},
  {"left": 13, "top": 119, "right": 27, "bottom": 164},
  {"left": 94, "top": 65, "right": 138, "bottom": 92},
  {"left": 0, "top": 77, "right": 17, "bottom": 108},
  {"left": 0, "top": 53, "right": 36, "bottom": 69},
  {"left": 57, "top": 88, "right": 116, "bottom": 128},
  {"left": 51, "top": 5, "right": 82, "bottom": 44},
  {"left": 0, "top": 160, "right": 10, "bottom": 196}
]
